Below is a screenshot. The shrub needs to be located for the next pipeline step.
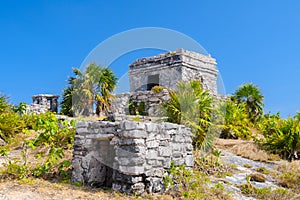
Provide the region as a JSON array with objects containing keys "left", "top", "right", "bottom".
[
  {"left": 238, "top": 184, "right": 295, "bottom": 200},
  {"left": 0, "top": 112, "right": 26, "bottom": 143},
  {"left": 151, "top": 85, "right": 165, "bottom": 93},
  {"left": 164, "top": 162, "right": 234, "bottom": 199},
  {"left": 219, "top": 99, "right": 252, "bottom": 139},
  {"left": 0, "top": 95, "right": 9, "bottom": 114},
  {"left": 262, "top": 118, "right": 300, "bottom": 160}
]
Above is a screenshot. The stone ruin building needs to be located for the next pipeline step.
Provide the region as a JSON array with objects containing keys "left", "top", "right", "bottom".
[
  {"left": 27, "top": 94, "right": 59, "bottom": 114},
  {"left": 71, "top": 49, "right": 219, "bottom": 194},
  {"left": 129, "top": 48, "right": 218, "bottom": 95}
]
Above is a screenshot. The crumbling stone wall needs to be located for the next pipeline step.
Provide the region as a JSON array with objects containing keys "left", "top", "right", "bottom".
[
  {"left": 71, "top": 120, "right": 193, "bottom": 194},
  {"left": 111, "top": 89, "right": 169, "bottom": 118}
]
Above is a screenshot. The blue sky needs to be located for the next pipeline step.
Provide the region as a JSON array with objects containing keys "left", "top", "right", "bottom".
[{"left": 0, "top": 0, "right": 300, "bottom": 117}]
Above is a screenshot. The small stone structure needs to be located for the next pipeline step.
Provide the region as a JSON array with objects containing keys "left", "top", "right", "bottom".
[
  {"left": 71, "top": 120, "right": 193, "bottom": 194},
  {"left": 129, "top": 48, "right": 218, "bottom": 95},
  {"left": 32, "top": 94, "right": 59, "bottom": 113}
]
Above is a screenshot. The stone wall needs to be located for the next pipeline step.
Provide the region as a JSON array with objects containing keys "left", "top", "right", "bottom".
[
  {"left": 111, "top": 89, "right": 170, "bottom": 118},
  {"left": 128, "top": 48, "right": 218, "bottom": 95},
  {"left": 71, "top": 120, "right": 193, "bottom": 194}
]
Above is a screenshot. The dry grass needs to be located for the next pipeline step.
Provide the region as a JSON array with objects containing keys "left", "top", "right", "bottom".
[
  {"left": 215, "top": 138, "right": 280, "bottom": 162},
  {"left": 275, "top": 160, "right": 300, "bottom": 192},
  {"left": 0, "top": 178, "right": 135, "bottom": 200}
]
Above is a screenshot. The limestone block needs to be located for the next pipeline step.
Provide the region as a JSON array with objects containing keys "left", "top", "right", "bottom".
[
  {"left": 121, "top": 120, "right": 137, "bottom": 130},
  {"left": 158, "top": 147, "right": 172, "bottom": 157},
  {"left": 118, "top": 166, "right": 144, "bottom": 176},
  {"left": 185, "top": 155, "right": 194, "bottom": 167},
  {"left": 119, "top": 130, "right": 147, "bottom": 139},
  {"left": 146, "top": 140, "right": 159, "bottom": 148},
  {"left": 146, "top": 150, "right": 158, "bottom": 159}
]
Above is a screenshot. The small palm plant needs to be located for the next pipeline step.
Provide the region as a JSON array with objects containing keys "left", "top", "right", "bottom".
[
  {"left": 164, "top": 80, "right": 213, "bottom": 150},
  {"left": 233, "top": 83, "right": 264, "bottom": 123}
]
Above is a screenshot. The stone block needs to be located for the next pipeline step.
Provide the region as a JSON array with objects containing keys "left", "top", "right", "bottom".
[
  {"left": 114, "top": 173, "right": 143, "bottom": 184},
  {"left": 146, "top": 140, "right": 159, "bottom": 148},
  {"left": 121, "top": 120, "right": 137, "bottom": 130},
  {"left": 146, "top": 150, "right": 158, "bottom": 159},
  {"left": 118, "top": 165, "right": 144, "bottom": 175},
  {"left": 119, "top": 130, "right": 147, "bottom": 139},
  {"left": 132, "top": 182, "right": 145, "bottom": 195},
  {"left": 118, "top": 157, "right": 145, "bottom": 166},
  {"left": 158, "top": 147, "right": 172, "bottom": 157},
  {"left": 185, "top": 155, "right": 194, "bottom": 167},
  {"left": 145, "top": 123, "right": 159, "bottom": 132},
  {"left": 146, "top": 177, "right": 164, "bottom": 193}
]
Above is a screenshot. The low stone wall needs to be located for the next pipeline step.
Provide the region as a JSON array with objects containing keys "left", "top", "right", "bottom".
[
  {"left": 71, "top": 120, "right": 193, "bottom": 194},
  {"left": 26, "top": 104, "right": 49, "bottom": 114},
  {"left": 111, "top": 89, "right": 170, "bottom": 118}
]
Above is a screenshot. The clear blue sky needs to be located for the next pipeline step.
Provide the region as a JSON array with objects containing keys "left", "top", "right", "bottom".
[{"left": 1, "top": 0, "right": 300, "bottom": 117}]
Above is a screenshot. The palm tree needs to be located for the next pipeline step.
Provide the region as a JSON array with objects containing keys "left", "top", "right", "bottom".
[
  {"left": 61, "top": 63, "right": 117, "bottom": 117},
  {"left": 164, "top": 80, "right": 213, "bottom": 149},
  {"left": 233, "top": 83, "right": 264, "bottom": 123}
]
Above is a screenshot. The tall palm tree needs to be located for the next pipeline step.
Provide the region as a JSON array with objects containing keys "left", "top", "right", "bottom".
[
  {"left": 61, "top": 63, "right": 117, "bottom": 117},
  {"left": 233, "top": 83, "right": 264, "bottom": 123}
]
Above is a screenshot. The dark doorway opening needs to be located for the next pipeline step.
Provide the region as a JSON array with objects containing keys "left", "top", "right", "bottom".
[{"left": 147, "top": 74, "right": 159, "bottom": 90}]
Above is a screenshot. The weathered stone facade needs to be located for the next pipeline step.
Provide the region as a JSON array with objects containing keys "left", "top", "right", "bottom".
[
  {"left": 111, "top": 89, "right": 169, "bottom": 118},
  {"left": 129, "top": 48, "right": 218, "bottom": 95},
  {"left": 31, "top": 94, "right": 59, "bottom": 113},
  {"left": 71, "top": 120, "right": 193, "bottom": 194}
]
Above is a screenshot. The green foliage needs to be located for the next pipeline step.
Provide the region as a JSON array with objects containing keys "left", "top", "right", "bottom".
[
  {"left": 219, "top": 99, "right": 252, "bottom": 139},
  {"left": 0, "top": 94, "right": 9, "bottom": 114},
  {"left": 261, "top": 118, "right": 300, "bottom": 160},
  {"left": 164, "top": 162, "right": 233, "bottom": 199},
  {"left": 1, "top": 112, "right": 76, "bottom": 179},
  {"left": 164, "top": 80, "right": 213, "bottom": 149},
  {"left": 60, "top": 86, "right": 74, "bottom": 117},
  {"left": 128, "top": 101, "right": 147, "bottom": 116},
  {"left": 233, "top": 83, "right": 264, "bottom": 123},
  {"left": 65, "top": 63, "right": 117, "bottom": 117},
  {"left": 0, "top": 112, "right": 26, "bottom": 143},
  {"left": 12, "top": 102, "right": 27, "bottom": 115},
  {"left": 238, "top": 184, "right": 295, "bottom": 200},
  {"left": 151, "top": 85, "right": 165, "bottom": 93}
]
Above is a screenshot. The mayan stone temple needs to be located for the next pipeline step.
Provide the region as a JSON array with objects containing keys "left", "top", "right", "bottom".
[
  {"left": 71, "top": 49, "right": 219, "bottom": 195},
  {"left": 129, "top": 48, "right": 218, "bottom": 95}
]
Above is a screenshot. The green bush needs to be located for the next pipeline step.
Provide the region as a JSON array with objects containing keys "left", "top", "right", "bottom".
[
  {"left": 0, "top": 112, "right": 26, "bottom": 143},
  {"left": 262, "top": 118, "right": 300, "bottom": 160},
  {"left": 164, "top": 162, "right": 234, "bottom": 199},
  {"left": 219, "top": 99, "right": 252, "bottom": 139},
  {"left": 0, "top": 95, "right": 9, "bottom": 114}
]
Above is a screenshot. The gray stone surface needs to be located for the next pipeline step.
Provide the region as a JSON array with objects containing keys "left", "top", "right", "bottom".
[
  {"left": 128, "top": 48, "right": 218, "bottom": 95},
  {"left": 71, "top": 120, "right": 193, "bottom": 194}
]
